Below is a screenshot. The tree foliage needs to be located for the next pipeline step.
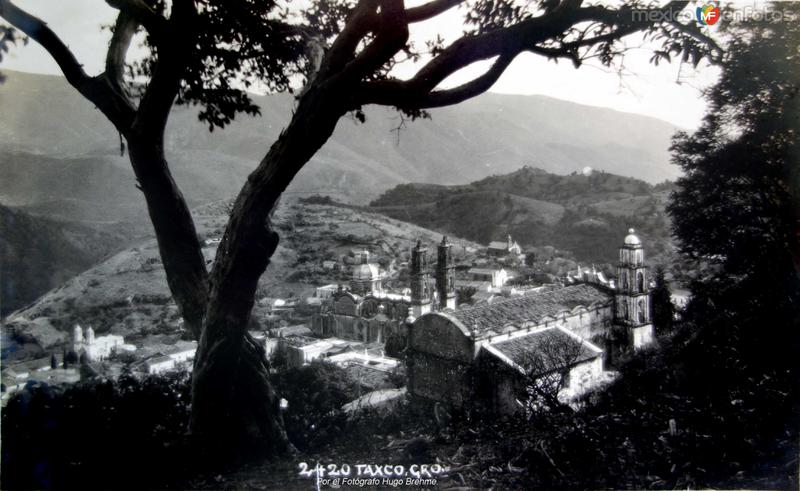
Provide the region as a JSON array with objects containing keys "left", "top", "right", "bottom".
[
  {"left": 667, "top": 1, "right": 800, "bottom": 348},
  {"left": 651, "top": 264, "right": 673, "bottom": 334}
]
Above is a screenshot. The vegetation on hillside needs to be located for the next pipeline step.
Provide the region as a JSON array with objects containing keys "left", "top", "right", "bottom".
[
  {"left": 0, "top": 204, "right": 133, "bottom": 316},
  {"left": 370, "top": 167, "right": 672, "bottom": 265}
]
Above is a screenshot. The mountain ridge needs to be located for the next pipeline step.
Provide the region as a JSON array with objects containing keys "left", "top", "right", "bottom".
[{"left": 0, "top": 69, "right": 680, "bottom": 215}]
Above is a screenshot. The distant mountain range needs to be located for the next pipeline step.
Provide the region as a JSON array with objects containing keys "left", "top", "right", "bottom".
[
  {"left": 0, "top": 69, "right": 681, "bottom": 314},
  {"left": 0, "top": 69, "right": 680, "bottom": 216}
]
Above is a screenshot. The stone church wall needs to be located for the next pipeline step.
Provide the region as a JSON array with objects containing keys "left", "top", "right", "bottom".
[{"left": 408, "top": 314, "right": 476, "bottom": 403}]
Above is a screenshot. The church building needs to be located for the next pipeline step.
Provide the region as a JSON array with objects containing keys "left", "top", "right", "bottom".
[
  {"left": 406, "top": 229, "right": 655, "bottom": 413},
  {"left": 312, "top": 237, "right": 457, "bottom": 348}
]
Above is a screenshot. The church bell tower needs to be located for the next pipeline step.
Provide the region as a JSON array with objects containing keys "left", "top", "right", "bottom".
[
  {"left": 410, "top": 240, "right": 432, "bottom": 317},
  {"left": 436, "top": 236, "right": 457, "bottom": 310},
  {"left": 615, "top": 228, "right": 654, "bottom": 348}
]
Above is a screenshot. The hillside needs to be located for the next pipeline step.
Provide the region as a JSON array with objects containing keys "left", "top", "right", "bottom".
[
  {"left": 0, "top": 204, "right": 137, "bottom": 316},
  {"left": 370, "top": 167, "right": 675, "bottom": 264},
  {"left": 3, "top": 201, "right": 480, "bottom": 351},
  {"left": 1, "top": 69, "right": 681, "bottom": 313},
  {"left": 0, "top": 69, "right": 680, "bottom": 222}
]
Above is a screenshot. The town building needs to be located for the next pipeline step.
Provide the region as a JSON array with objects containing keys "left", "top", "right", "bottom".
[
  {"left": 315, "top": 284, "right": 339, "bottom": 299},
  {"left": 350, "top": 250, "right": 384, "bottom": 296},
  {"left": 468, "top": 267, "right": 511, "bottom": 288},
  {"left": 487, "top": 235, "right": 522, "bottom": 257},
  {"left": 1, "top": 358, "right": 80, "bottom": 404},
  {"left": 406, "top": 229, "right": 654, "bottom": 414},
  {"left": 312, "top": 237, "right": 458, "bottom": 346},
  {"left": 145, "top": 340, "right": 197, "bottom": 374},
  {"left": 71, "top": 325, "right": 129, "bottom": 362},
  {"left": 566, "top": 264, "right": 613, "bottom": 288}
]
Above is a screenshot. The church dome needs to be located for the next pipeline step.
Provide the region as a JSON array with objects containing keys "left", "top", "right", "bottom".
[
  {"left": 353, "top": 262, "right": 380, "bottom": 281},
  {"left": 624, "top": 228, "right": 641, "bottom": 246}
]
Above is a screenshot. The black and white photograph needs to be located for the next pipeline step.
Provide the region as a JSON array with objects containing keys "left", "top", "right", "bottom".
[{"left": 0, "top": 0, "right": 797, "bottom": 489}]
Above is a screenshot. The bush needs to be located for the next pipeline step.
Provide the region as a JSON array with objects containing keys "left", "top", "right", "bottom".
[
  {"left": 271, "top": 361, "right": 358, "bottom": 451},
  {"left": 1, "top": 372, "right": 195, "bottom": 490}
]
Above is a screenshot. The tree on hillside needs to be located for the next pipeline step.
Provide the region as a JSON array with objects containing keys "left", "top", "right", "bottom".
[
  {"left": 650, "top": 264, "right": 673, "bottom": 334},
  {"left": 667, "top": 2, "right": 800, "bottom": 357},
  {"left": 2, "top": 0, "right": 720, "bottom": 459}
]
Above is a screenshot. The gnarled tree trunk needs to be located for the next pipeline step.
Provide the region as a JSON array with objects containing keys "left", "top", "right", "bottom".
[
  {"left": 126, "top": 136, "right": 209, "bottom": 339},
  {"left": 190, "top": 83, "right": 348, "bottom": 458}
]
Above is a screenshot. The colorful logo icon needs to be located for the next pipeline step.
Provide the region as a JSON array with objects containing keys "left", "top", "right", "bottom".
[{"left": 696, "top": 3, "right": 720, "bottom": 25}]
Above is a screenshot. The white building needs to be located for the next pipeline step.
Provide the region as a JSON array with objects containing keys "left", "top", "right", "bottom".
[
  {"left": 468, "top": 268, "right": 511, "bottom": 288},
  {"left": 145, "top": 341, "right": 197, "bottom": 374},
  {"left": 315, "top": 284, "right": 339, "bottom": 299},
  {"left": 72, "top": 325, "right": 127, "bottom": 362}
]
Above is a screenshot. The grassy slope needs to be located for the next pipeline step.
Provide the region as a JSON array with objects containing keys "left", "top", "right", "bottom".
[
  {"left": 0, "top": 204, "right": 137, "bottom": 316},
  {"left": 4, "top": 201, "right": 479, "bottom": 350}
]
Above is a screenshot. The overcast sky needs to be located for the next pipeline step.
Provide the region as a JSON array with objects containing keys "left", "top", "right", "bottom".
[{"left": 0, "top": 0, "right": 724, "bottom": 128}]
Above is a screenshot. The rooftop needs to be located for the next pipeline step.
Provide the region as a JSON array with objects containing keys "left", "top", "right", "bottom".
[
  {"left": 146, "top": 355, "right": 174, "bottom": 366},
  {"left": 450, "top": 283, "right": 612, "bottom": 336},
  {"left": 342, "top": 363, "right": 394, "bottom": 390},
  {"left": 487, "top": 327, "right": 601, "bottom": 374}
]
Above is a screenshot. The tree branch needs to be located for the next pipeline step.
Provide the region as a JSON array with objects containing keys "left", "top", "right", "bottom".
[
  {"left": 0, "top": 0, "right": 136, "bottom": 130},
  {"left": 105, "top": 11, "right": 139, "bottom": 92},
  {"left": 358, "top": 52, "right": 516, "bottom": 109},
  {"left": 406, "top": 0, "right": 466, "bottom": 23},
  {"left": 319, "top": 0, "right": 381, "bottom": 77},
  {"left": 131, "top": 0, "right": 196, "bottom": 139},
  {"left": 105, "top": 0, "right": 168, "bottom": 43},
  {"left": 354, "top": 0, "right": 704, "bottom": 111},
  {"left": 0, "top": 0, "right": 90, "bottom": 89},
  {"left": 336, "top": 0, "right": 409, "bottom": 83}
]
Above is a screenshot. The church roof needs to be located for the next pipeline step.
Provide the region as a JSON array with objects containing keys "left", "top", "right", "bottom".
[
  {"left": 487, "top": 241, "right": 508, "bottom": 250},
  {"left": 450, "top": 283, "right": 611, "bottom": 336},
  {"left": 486, "top": 327, "right": 601, "bottom": 374},
  {"left": 623, "top": 228, "right": 642, "bottom": 246},
  {"left": 353, "top": 262, "right": 380, "bottom": 280}
]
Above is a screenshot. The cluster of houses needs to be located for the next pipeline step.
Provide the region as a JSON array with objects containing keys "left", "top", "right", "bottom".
[
  {"left": 287, "top": 229, "right": 656, "bottom": 413},
  {"left": 3, "top": 228, "right": 670, "bottom": 416},
  {"left": 1, "top": 326, "right": 199, "bottom": 404}
]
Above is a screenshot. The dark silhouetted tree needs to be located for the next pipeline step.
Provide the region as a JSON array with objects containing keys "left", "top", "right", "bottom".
[
  {"left": 457, "top": 286, "right": 478, "bottom": 305},
  {"left": 667, "top": 2, "right": 800, "bottom": 361},
  {"left": 64, "top": 350, "right": 78, "bottom": 367},
  {"left": 651, "top": 264, "right": 673, "bottom": 335},
  {"left": 50, "top": 353, "right": 57, "bottom": 370},
  {"left": 2, "top": 0, "right": 720, "bottom": 459}
]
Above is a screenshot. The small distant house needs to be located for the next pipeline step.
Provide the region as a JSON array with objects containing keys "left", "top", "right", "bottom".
[
  {"left": 146, "top": 356, "right": 176, "bottom": 375},
  {"left": 316, "top": 284, "right": 339, "bottom": 299},
  {"left": 468, "top": 268, "right": 511, "bottom": 288},
  {"left": 146, "top": 341, "right": 197, "bottom": 374},
  {"left": 487, "top": 235, "right": 522, "bottom": 257}
]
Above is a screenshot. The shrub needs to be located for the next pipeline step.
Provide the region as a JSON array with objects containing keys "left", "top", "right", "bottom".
[
  {"left": 272, "top": 361, "right": 358, "bottom": 451},
  {"left": 1, "top": 372, "right": 195, "bottom": 490}
]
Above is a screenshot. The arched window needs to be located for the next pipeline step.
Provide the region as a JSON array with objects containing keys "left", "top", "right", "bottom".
[
  {"left": 621, "top": 300, "right": 628, "bottom": 320},
  {"left": 638, "top": 298, "right": 647, "bottom": 324},
  {"left": 637, "top": 272, "right": 645, "bottom": 293},
  {"left": 622, "top": 272, "right": 629, "bottom": 291}
]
